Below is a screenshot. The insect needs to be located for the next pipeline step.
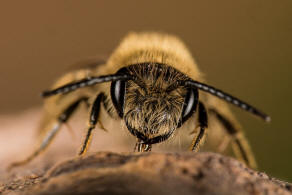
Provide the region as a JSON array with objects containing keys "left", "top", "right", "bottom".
[{"left": 9, "top": 32, "right": 270, "bottom": 170}]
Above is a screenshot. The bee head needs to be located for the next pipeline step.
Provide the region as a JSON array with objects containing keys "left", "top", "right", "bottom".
[
  {"left": 43, "top": 62, "right": 270, "bottom": 146},
  {"left": 42, "top": 62, "right": 270, "bottom": 145},
  {"left": 111, "top": 63, "right": 199, "bottom": 144}
]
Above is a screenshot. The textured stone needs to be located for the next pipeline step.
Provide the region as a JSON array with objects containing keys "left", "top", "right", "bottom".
[{"left": 1, "top": 152, "right": 291, "bottom": 195}]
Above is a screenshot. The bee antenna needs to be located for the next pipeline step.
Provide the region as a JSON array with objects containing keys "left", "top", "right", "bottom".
[
  {"left": 42, "top": 74, "right": 131, "bottom": 98},
  {"left": 185, "top": 80, "right": 271, "bottom": 122}
]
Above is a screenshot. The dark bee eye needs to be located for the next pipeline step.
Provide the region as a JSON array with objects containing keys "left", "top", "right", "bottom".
[
  {"left": 110, "top": 80, "right": 126, "bottom": 118},
  {"left": 180, "top": 88, "right": 199, "bottom": 125}
]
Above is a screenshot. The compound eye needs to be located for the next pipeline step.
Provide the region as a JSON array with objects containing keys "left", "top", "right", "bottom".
[
  {"left": 110, "top": 80, "right": 126, "bottom": 118},
  {"left": 180, "top": 88, "right": 199, "bottom": 125}
]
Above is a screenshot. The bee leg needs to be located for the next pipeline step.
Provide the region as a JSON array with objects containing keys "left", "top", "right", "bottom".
[
  {"left": 189, "top": 102, "right": 208, "bottom": 151},
  {"left": 83, "top": 96, "right": 107, "bottom": 132},
  {"left": 133, "top": 142, "right": 138, "bottom": 152},
  {"left": 217, "top": 134, "right": 230, "bottom": 152},
  {"left": 209, "top": 109, "right": 257, "bottom": 169},
  {"left": 7, "top": 97, "right": 87, "bottom": 171},
  {"left": 79, "top": 93, "right": 104, "bottom": 156},
  {"left": 97, "top": 119, "right": 107, "bottom": 132}
]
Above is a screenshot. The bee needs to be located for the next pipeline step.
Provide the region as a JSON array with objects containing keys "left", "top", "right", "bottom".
[{"left": 9, "top": 32, "right": 270, "bottom": 170}]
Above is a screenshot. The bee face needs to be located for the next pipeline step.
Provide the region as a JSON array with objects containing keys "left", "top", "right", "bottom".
[{"left": 111, "top": 63, "right": 199, "bottom": 144}]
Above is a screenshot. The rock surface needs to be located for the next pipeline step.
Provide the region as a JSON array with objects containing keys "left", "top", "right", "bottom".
[{"left": 1, "top": 152, "right": 291, "bottom": 195}]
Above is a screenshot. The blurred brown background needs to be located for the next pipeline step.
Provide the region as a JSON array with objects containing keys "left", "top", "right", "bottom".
[{"left": 0, "top": 1, "right": 291, "bottom": 181}]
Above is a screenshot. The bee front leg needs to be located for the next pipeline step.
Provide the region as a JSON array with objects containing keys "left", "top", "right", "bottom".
[
  {"left": 79, "top": 93, "right": 105, "bottom": 156},
  {"left": 7, "top": 97, "right": 87, "bottom": 171},
  {"left": 189, "top": 102, "right": 208, "bottom": 152}
]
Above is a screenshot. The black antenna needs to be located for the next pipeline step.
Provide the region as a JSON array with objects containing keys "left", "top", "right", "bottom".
[
  {"left": 42, "top": 74, "right": 130, "bottom": 98},
  {"left": 185, "top": 80, "right": 271, "bottom": 122}
]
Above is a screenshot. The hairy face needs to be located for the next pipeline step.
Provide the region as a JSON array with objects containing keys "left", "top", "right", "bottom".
[{"left": 123, "top": 64, "right": 188, "bottom": 142}]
